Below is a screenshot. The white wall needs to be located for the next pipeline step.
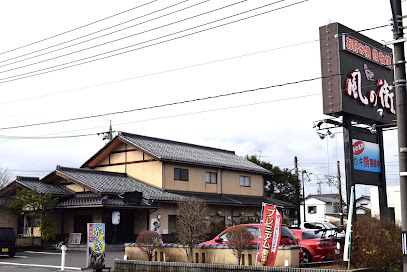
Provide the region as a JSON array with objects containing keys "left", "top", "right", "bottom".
[
  {"left": 300, "top": 198, "right": 327, "bottom": 222},
  {"left": 370, "top": 186, "right": 401, "bottom": 225}
]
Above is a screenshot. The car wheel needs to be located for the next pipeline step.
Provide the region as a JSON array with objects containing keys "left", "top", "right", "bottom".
[
  {"left": 8, "top": 252, "right": 15, "bottom": 258},
  {"left": 302, "top": 249, "right": 312, "bottom": 263}
]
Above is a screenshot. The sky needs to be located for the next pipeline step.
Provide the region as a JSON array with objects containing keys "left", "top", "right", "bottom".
[{"left": 0, "top": 0, "right": 402, "bottom": 200}]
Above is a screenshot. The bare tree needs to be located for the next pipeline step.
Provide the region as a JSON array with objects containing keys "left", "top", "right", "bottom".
[
  {"left": 226, "top": 225, "right": 254, "bottom": 265},
  {"left": 136, "top": 230, "right": 161, "bottom": 261},
  {"left": 177, "top": 198, "right": 209, "bottom": 263},
  {"left": 0, "top": 165, "right": 12, "bottom": 189}
]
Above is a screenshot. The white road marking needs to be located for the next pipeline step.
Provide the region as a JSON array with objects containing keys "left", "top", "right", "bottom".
[{"left": 0, "top": 262, "right": 81, "bottom": 270}]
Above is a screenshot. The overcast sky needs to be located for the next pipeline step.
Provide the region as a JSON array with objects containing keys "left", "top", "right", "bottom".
[{"left": 0, "top": 0, "right": 401, "bottom": 199}]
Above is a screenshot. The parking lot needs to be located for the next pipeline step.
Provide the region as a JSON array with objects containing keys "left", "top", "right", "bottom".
[{"left": 0, "top": 249, "right": 125, "bottom": 272}]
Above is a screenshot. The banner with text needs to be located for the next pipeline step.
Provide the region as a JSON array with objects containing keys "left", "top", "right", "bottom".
[{"left": 257, "top": 205, "right": 282, "bottom": 266}]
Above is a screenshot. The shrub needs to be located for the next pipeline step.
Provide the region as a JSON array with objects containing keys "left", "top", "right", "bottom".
[
  {"left": 351, "top": 215, "right": 402, "bottom": 272},
  {"left": 136, "top": 230, "right": 161, "bottom": 261},
  {"left": 226, "top": 225, "right": 254, "bottom": 265}
]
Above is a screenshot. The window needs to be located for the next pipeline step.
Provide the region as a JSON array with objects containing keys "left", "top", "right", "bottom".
[
  {"left": 206, "top": 172, "right": 217, "bottom": 184},
  {"left": 174, "top": 168, "right": 188, "bottom": 181},
  {"left": 240, "top": 176, "right": 250, "bottom": 187},
  {"left": 308, "top": 206, "right": 317, "bottom": 214},
  {"left": 168, "top": 215, "right": 177, "bottom": 234}
]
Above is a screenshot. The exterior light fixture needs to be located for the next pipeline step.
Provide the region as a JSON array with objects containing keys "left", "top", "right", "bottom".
[
  {"left": 313, "top": 121, "right": 324, "bottom": 129},
  {"left": 370, "top": 124, "right": 377, "bottom": 134},
  {"left": 317, "top": 132, "right": 327, "bottom": 140},
  {"left": 377, "top": 108, "right": 384, "bottom": 118},
  {"left": 327, "top": 130, "right": 335, "bottom": 138}
]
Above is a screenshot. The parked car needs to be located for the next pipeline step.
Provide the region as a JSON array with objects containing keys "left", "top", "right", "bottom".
[
  {"left": 200, "top": 223, "right": 303, "bottom": 262},
  {"left": 291, "top": 229, "right": 340, "bottom": 263},
  {"left": 299, "top": 221, "right": 345, "bottom": 239},
  {"left": 0, "top": 227, "right": 18, "bottom": 257}
]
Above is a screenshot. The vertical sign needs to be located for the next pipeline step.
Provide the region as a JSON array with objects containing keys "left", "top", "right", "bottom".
[
  {"left": 87, "top": 223, "right": 106, "bottom": 269},
  {"left": 257, "top": 205, "right": 282, "bottom": 266},
  {"left": 352, "top": 139, "right": 381, "bottom": 173},
  {"left": 402, "top": 231, "right": 407, "bottom": 255}
]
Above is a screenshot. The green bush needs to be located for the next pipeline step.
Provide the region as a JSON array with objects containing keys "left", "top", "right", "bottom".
[{"left": 351, "top": 215, "right": 402, "bottom": 272}]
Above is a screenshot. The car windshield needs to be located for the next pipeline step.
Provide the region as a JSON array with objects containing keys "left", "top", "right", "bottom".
[{"left": 302, "top": 231, "right": 322, "bottom": 239}]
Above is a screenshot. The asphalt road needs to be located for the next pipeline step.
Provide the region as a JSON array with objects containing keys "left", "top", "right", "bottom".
[{"left": 0, "top": 249, "right": 126, "bottom": 272}]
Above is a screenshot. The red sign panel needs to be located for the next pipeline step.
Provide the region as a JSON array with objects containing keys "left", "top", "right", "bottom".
[
  {"left": 343, "top": 34, "right": 392, "bottom": 69},
  {"left": 257, "top": 205, "right": 282, "bottom": 266}
]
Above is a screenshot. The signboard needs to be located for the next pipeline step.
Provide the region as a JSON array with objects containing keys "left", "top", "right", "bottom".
[
  {"left": 344, "top": 125, "right": 384, "bottom": 187},
  {"left": 257, "top": 205, "right": 282, "bottom": 266},
  {"left": 87, "top": 223, "right": 106, "bottom": 269},
  {"left": 320, "top": 22, "right": 396, "bottom": 124},
  {"left": 67, "top": 233, "right": 81, "bottom": 244},
  {"left": 352, "top": 139, "right": 381, "bottom": 173}
]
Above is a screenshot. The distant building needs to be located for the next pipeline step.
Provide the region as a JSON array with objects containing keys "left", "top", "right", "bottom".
[
  {"left": 355, "top": 195, "right": 370, "bottom": 217},
  {"left": 300, "top": 194, "right": 346, "bottom": 223}
]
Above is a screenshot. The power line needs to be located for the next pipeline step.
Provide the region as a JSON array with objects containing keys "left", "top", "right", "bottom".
[
  {"left": 0, "top": 39, "right": 318, "bottom": 105},
  {"left": 0, "top": 0, "right": 308, "bottom": 84},
  {"left": 0, "top": 0, "right": 286, "bottom": 78},
  {"left": 0, "top": 73, "right": 325, "bottom": 131},
  {"left": 0, "top": 0, "right": 196, "bottom": 65},
  {"left": 0, "top": 0, "right": 159, "bottom": 56},
  {"left": 0, "top": 92, "right": 320, "bottom": 141}
]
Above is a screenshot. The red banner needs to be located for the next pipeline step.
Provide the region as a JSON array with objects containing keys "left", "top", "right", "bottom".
[{"left": 257, "top": 205, "right": 282, "bottom": 266}]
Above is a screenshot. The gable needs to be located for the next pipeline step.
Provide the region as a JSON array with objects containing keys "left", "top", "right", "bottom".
[{"left": 82, "top": 132, "right": 271, "bottom": 175}]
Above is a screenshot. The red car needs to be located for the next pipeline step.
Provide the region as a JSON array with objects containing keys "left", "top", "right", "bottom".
[
  {"left": 290, "top": 229, "right": 339, "bottom": 263},
  {"left": 200, "top": 223, "right": 303, "bottom": 261}
]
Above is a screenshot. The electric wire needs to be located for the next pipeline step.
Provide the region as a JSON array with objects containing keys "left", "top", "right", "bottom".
[
  {"left": 0, "top": 39, "right": 318, "bottom": 105},
  {"left": 0, "top": 0, "right": 196, "bottom": 65},
  {"left": 0, "top": 0, "right": 308, "bottom": 84},
  {"left": 0, "top": 92, "right": 320, "bottom": 141},
  {"left": 0, "top": 0, "right": 160, "bottom": 56},
  {"left": 0, "top": 0, "right": 288, "bottom": 77}
]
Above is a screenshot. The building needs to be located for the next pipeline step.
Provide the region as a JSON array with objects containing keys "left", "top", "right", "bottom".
[
  {"left": 355, "top": 195, "right": 371, "bottom": 217},
  {"left": 0, "top": 132, "right": 294, "bottom": 244},
  {"left": 300, "top": 194, "right": 345, "bottom": 223}
]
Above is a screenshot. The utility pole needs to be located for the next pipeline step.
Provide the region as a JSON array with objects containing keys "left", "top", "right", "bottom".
[
  {"left": 391, "top": 1, "right": 407, "bottom": 271},
  {"left": 337, "top": 161, "right": 344, "bottom": 227},
  {"left": 302, "top": 170, "right": 306, "bottom": 223},
  {"left": 294, "top": 156, "right": 301, "bottom": 226}
]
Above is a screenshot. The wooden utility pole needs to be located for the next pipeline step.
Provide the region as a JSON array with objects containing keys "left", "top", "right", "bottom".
[
  {"left": 337, "top": 161, "right": 344, "bottom": 227},
  {"left": 294, "top": 156, "right": 301, "bottom": 225}
]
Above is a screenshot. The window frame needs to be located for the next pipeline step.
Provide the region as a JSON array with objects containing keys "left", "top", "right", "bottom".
[
  {"left": 205, "top": 172, "right": 217, "bottom": 184},
  {"left": 174, "top": 168, "right": 189, "bottom": 181},
  {"left": 307, "top": 206, "right": 317, "bottom": 214},
  {"left": 240, "top": 176, "right": 251, "bottom": 187}
]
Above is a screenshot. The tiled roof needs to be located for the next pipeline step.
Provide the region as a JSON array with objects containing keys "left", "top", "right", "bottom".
[
  {"left": 56, "top": 195, "right": 152, "bottom": 208},
  {"left": 118, "top": 132, "right": 271, "bottom": 175},
  {"left": 306, "top": 194, "right": 339, "bottom": 203},
  {"left": 168, "top": 191, "right": 294, "bottom": 208},
  {"left": 16, "top": 177, "right": 75, "bottom": 196},
  {"left": 56, "top": 166, "right": 185, "bottom": 202}
]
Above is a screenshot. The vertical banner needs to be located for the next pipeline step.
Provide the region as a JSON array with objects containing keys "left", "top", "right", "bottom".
[
  {"left": 256, "top": 205, "right": 282, "bottom": 266},
  {"left": 87, "top": 223, "right": 106, "bottom": 269},
  {"left": 343, "top": 186, "right": 355, "bottom": 263}
]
